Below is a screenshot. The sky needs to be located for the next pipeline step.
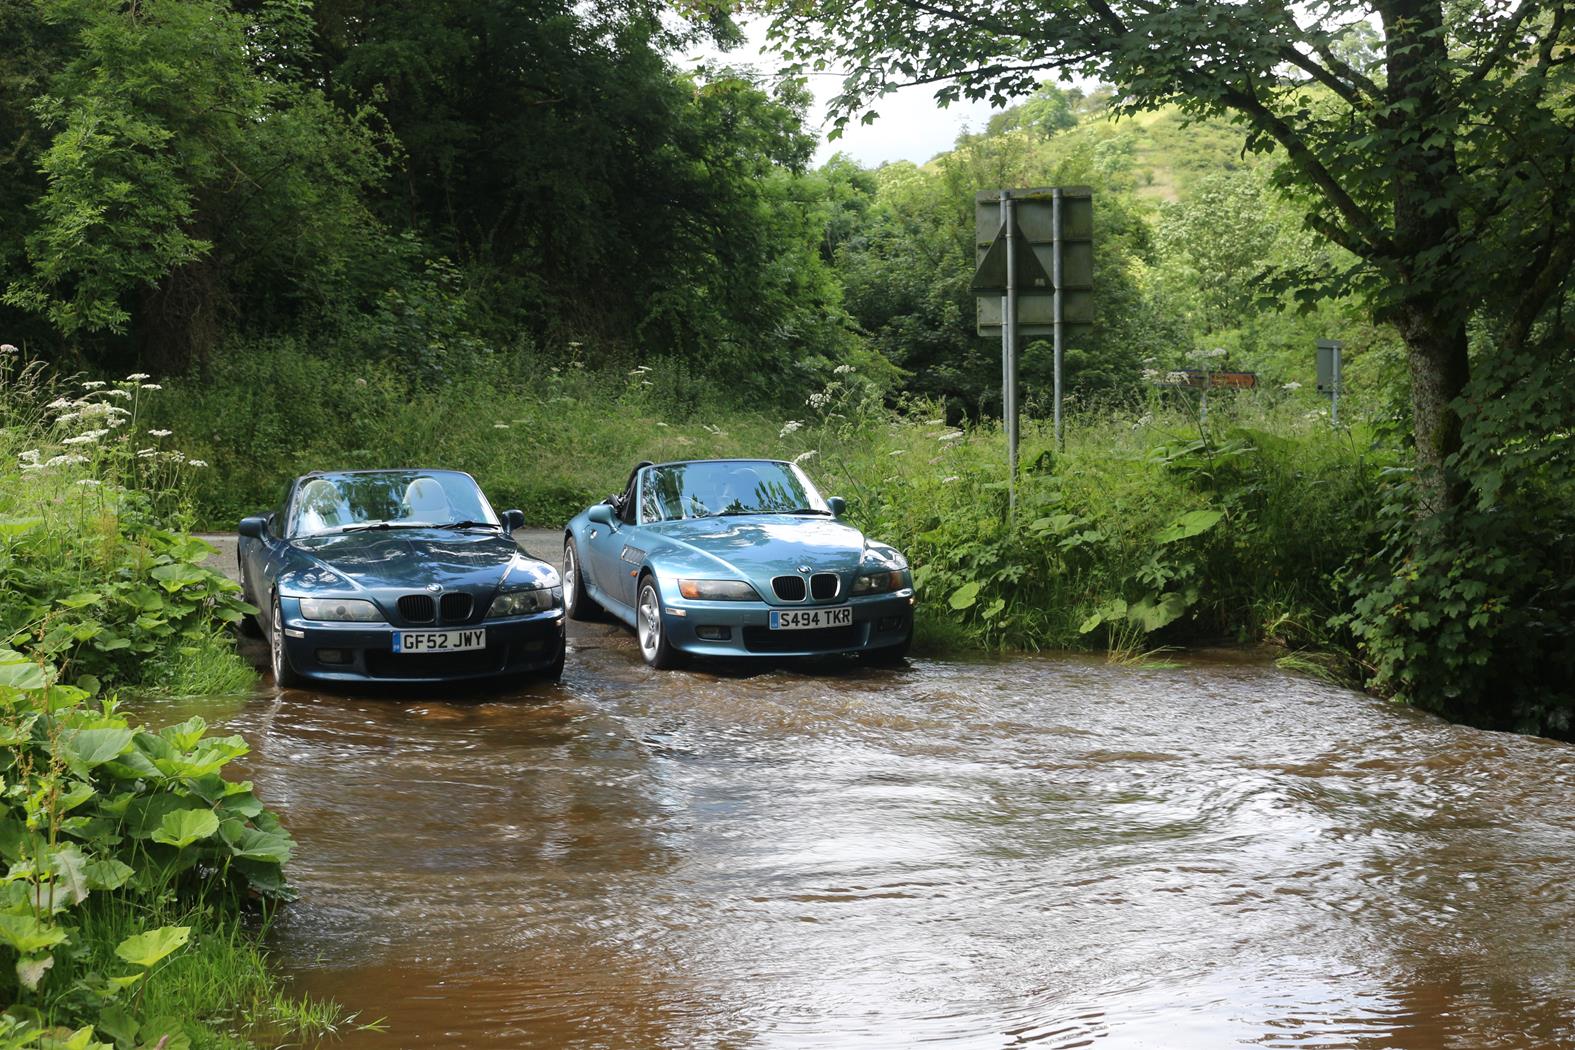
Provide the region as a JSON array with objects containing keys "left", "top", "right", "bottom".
[{"left": 679, "top": 19, "right": 1001, "bottom": 169}]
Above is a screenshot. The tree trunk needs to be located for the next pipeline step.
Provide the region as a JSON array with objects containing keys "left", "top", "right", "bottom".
[
  {"left": 1382, "top": 0, "right": 1469, "bottom": 513},
  {"left": 1395, "top": 307, "right": 1470, "bottom": 514}
]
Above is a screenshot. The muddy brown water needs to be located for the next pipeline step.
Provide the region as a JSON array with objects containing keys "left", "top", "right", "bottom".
[{"left": 162, "top": 533, "right": 1575, "bottom": 1049}]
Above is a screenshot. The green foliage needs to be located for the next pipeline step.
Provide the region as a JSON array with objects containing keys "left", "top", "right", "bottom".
[
  {"left": 0, "top": 656, "right": 305, "bottom": 1044},
  {"left": 1338, "top": 343, "right": 1575, "bottom": 737},
  {"left": 0, "top": 355, "right": 254, "bottom": 693}
]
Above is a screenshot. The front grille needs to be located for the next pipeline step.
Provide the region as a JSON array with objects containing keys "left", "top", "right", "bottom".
[
  {"left": 743, "top": 624, "right": 861, "bottom": 653},
  {"left": 398, "top": 594, "right": 436, "bottom": 623},
  {"left": 772, "top": 575, "right": 807, "bottom": 602},
  {"left": 810, "top": 572, "right": 840, "bottom": 600},
  {"left": 440, "top": 592, "right": 473, "bottom": 622},
  {"left": 366, "top": 646, "right": 504, "bottom": 679}
]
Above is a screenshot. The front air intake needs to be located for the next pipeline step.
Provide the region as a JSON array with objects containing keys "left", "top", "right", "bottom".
[
  {"left": 810, "top": 573, "right": 840, "bottom": 600},
  {"left": 772, "top": 575, "right": 807, "bottom": 602},
  {"left": 440, "top": 592, "right": 473, "bottom": 622},
  {"left": 397, "top": 594, "right": 436, "bottom": 623}
]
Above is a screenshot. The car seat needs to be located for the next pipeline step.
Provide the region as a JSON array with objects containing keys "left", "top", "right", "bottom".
[
  {"left": 296, "top": 479, "right": 350, "bottom": 535},
  {"left": 402, "top": 477, "right": 453, "bottom": 523}
]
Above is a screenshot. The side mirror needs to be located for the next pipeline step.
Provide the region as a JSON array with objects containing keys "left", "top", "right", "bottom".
[
  {"left": 238, "top": 516, "right": 266, "bottom": 539},
  {"left": 587, "top": 504, "right": 615, "bottom": 527},
  {"left": 501, "top": 509, "right": 526, "bottom": 532},
  {"left": 827, "top": 496, "right": 847, "bottom": 517}
]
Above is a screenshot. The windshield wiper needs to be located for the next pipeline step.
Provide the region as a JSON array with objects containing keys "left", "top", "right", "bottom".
[
  {"left": 775, "top": 507, "right": 832, "bottom": 516},
  {"left": 437, "top": 520, "right": 502, "bottom": 530},
  {"left": 343, "top": 522, "right": 440, "bottom": 533}
]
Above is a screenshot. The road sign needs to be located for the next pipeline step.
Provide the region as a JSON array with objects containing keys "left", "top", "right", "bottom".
[{"left": 974, "top": 187, "right": 1092, "bottom": 339}]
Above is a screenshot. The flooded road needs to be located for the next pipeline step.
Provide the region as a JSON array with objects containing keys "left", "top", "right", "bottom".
[{"left": 173, "top": 534, "right": 1575, "bottom": 1049}]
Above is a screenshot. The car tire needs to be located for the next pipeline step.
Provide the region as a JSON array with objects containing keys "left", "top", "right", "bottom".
[
  {"left": 543, "top": 634, "right": 566, "bottom": 682},
  {"left": 635, "top": 578, "right": 684, "bottom": 670},
  {"left": 860, "top": 626, "right": 913, "bottom": 665},
  {"left": 269, "top": 594, "right": 305, "bottom": 689},
  {"left": 237, "top": 559, "right": 264, "bottom": 638},
  {"left": 563, "top": 539, "right": 603, "bottom": 622}
]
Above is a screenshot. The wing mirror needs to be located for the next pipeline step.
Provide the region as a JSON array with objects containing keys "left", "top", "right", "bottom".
[
  {"left": 238, "top": 516, "right": 267, "bottom": 539},
  {"left": 501, "top": 509, "right": 526, "bottom": 531},
  {"left": 827, "top": 496, "right": 847, "bottom": 517},
  {"left": 587, "top": 504, "right": 615, "bottom": 527}
]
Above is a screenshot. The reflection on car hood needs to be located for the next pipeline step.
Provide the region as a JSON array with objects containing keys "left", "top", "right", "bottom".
[
  {"left": 280, "top": 529, "right": 526, "bottom": 592},
  {"left": 644, "top": 515, "right": 868, "bottom": 578}
]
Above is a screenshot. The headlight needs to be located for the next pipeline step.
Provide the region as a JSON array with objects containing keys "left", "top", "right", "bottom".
[
  {"left": 298, "top": 597, "right": 384, "bottom": 622},
  {"left": 487, "top": 586, "right": 562, "bottom": 618},
  {"left": 677, "top": 578, "right": 759, "bottom": 601},
  {"left": 852, "top": 571, "right": 905, "bottom": 595}
]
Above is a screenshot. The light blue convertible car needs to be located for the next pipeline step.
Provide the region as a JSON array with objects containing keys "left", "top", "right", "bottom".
[{"left": 563, "top": 459, "right": 915, "bottom": 668}]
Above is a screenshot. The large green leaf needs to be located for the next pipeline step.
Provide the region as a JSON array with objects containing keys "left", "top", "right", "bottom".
[
  {"left": 114, "top": 925, "right": 191, "bottom": 968},
  {"left": 0, "top": 649, "right": 46, "bottom": 691},
  {"left": 158, "top": 716, "right": 207, "bottom": 751},
  {"left": 219, "top": 819, "right": 294, "bottom": 864},
  {"left": 149, "top": 563, "right": 207, "bottom": 593},
  {"left": 1155, "top": 509, "right": 1224, "bottom": 544},
  {"left": 0, "top": 912, "right": 69, "bottom": 954},
  {"left": 1126, "top": 591, "right": 1193, "bottom": 632},
  {"left": 16, "top": 952, "right": 54, "bottom": 990},
  {"left": 49, "top": 843, "right": 92, "bottom": 905},
  {"left": 151, "top": 808, "right": 220, "bottom": 849},
  {"left": 948, "top": 581, "right": 982, "bottom": 610},
  {"left": 64, "top": 727, "right": 135, "bottom": 768},
  {"left": 0, "top": 516, "right": 42, "bottom": 537}
]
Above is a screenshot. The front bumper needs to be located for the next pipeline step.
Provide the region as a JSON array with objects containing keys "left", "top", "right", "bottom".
[
  {"left": 654, "top": 584, "right": 915, "bottom": 659},
  {"left": 277, "top": 598, "right": 565, "bottom": 684}
]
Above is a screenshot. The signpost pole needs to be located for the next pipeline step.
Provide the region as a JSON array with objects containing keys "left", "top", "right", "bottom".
[
  {"left": 1331, "top": 343, "right": 1342, "bottom": 427},
  {"left": 1003, "top": 192, "right": 1018, "bottom": 518},
  {"left": 1052, "top": 187, "right": 1064, "bottom": 451}
]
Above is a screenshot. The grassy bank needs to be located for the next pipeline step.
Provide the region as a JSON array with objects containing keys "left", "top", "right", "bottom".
[
  {"left": 157, "top": 341, "right": 1388, "bottom": 664},
  {"left": 1, "top": 348, "right": 344, "bottom": 1047}
]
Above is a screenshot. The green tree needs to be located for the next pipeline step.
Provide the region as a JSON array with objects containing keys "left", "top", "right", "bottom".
[{"left": 761, "top": 0, "right": 1575, "bottom": 513}]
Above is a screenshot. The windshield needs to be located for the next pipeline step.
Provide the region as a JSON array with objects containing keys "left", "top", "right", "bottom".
[
  {"left": 639, "top": 461, "right": 828, "bottom": 522},
  {"left": 289, "top": 472, "right": 498, "bottom": 537}
]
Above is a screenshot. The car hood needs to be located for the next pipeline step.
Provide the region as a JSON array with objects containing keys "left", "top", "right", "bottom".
[
  {"left": 643, "top": 515, "right": 870, "bottom": 579},
  {"left": 278, "top": 528, "right": 547, "bottom": 594}
]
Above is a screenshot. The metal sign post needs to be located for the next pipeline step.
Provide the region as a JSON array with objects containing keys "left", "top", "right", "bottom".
[
  {"left": 1316, "top": 339, "right": 1343, "bottom": 427},
  {"left": 972, "top": 187, "right": 1092, "bottom": 517}
]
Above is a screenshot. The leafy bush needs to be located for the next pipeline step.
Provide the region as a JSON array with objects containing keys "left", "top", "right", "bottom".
[
  {"left": 0, "top": 650, "right": 296, "bottom": 1047},
  {"left": 0, "top": 351, "right": 253, "bottom": 694}
]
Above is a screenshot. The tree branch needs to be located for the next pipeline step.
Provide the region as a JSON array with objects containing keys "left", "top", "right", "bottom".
[{"left": 1466, "top": 0, "right": 1548, "bottom": 86}]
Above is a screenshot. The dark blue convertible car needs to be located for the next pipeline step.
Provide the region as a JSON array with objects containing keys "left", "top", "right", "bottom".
[{"left": 238, "top": 469, "right": 564, "bottom": 687}]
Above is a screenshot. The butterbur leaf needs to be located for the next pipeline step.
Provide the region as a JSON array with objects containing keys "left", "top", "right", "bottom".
[
  {"left": 1155, "top": 509, "right": 1224, "bottom": 544},
  {"left": 219, "top": 818, "right": 294, "bottom": 864},
  {"left": 136, "top": 1019, "right": 191, "bottom": 1050},
  {"left": 64, "top": 727, "right": 135, "bottom": 768},
  {"left": 0, "top": 912, "right": 69, "bottom": 953},
  {"left": 57, "top": 592, "right": 103, "bottom": 609},
  {"left": 158, "top": 716, "right": 207, "bottom": 751},
  {"left": 948, "top": 581, "right": 981, "bottom": 610},
  {"left": 151, "top": 808, "right": 220, "bottom": 849},
  {"left": 84, "top": 857, "right": 135, "bottom": 890},
  {"left": 115, "top": 925, "right": 190, "bottom": 968},
  {"left": 0, "top": 649, "right": 47, "bottom": 690},
  {"left": 95, "top": 1006, "right": 138, "bottom": 1046},
  {"left": 16, "top": 953, "right": 53, "bottom": 990},
  {"left": 49, "top": 843, "right": 92, "bottom": 904}
]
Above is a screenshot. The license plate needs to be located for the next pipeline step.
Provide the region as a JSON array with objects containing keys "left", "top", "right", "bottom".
[
  {"left": 392, "top": 628, "right": 487, "bottom": 653},
  {"left": 770, "top": 605, "right": 853, "bottom": 630}
]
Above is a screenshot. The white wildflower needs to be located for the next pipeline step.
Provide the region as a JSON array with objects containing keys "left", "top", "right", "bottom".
[
  {"left": 124, "top": 372, "right": 151, "bottom": 381},
  {"left": 45, "top": 454, "right": 88, "bottom": 467},
  {"left": 792, "top": 450, "right": 817, "bottom": 465},
  {"left": 1281, "top": 381, "right": 1302, "bottom": 391},
  {"left": 887, "top": 449, "right": 905, "bottom": 456},
  {"left": 628, "top": 365, "right": 651, "bottom": 375},
  {"left": 0, "top": 343, "right": 17, "bottom": 354},
  {"left": 925, "top": 418, "right": 944, "bottom": 425},
  {"left": 148, "top": 429, "right": 172, "bottom": 438},
  {"left": 62, "top": 429, "right": 108, "bottom": 445},
  {"left": 1166, "top": 371, "right": 1192, "bottom": 384},
  {"left": 81, "top": 380, "right": 106, "bottom": 389},
  {"left": 655, "top": 421, "right": 670, "bottom": 428},
  {"left": 779, "top": 420, "right": 803, "bottom": 438},
  {"left": 140, "top": 383, "right": 162, "bottom": 391},
  {"left": 493, "top": 423, "right": 510, "bottom": 429},
  {"left": 1140, "top": 368, "right": 1160, "bottom": 381},
  {"left": 942, "top": 475, "right": 960, "bottom": 483},
  {"left": 19, "top": 449, "right": 40, "bottom": 463},
  {"left": 136, "top": 448, "right": 157, "bottom": 459},
  {"left": 187, "top": 459, "right": 207, "bottom": 468},
  {"left": 47, "top": 397, "right": 72, "bottom": 410},
  {"left": 938, "top": 430, "right": 963, "bottom": 442},
  {"left": 55, "top": 412, "right": 79, "bottom": 425},
  {"left": 833, "top": 364, "right": 855, "bottom": 375},
  {"left": 355, "top": 378, "right": 368, "bottom": 388},
  {"left": 75, "top": 479, "right": 101, "bottom": 487}
]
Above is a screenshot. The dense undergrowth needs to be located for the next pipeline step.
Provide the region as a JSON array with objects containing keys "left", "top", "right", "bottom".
[
  {"left": 1, "top": 349, "right": 344, "bottom": 1047},
  {"left": 159, "top": 341, "right": 1386, "bottom": 664}
]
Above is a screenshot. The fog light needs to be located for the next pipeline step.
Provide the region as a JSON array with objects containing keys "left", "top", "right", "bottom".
[
  {"left": 522, "top": 639, "right": 546, "bottom": 653},
  {"left": 877, "top": 616, "right": 905, "bottom": 632},
  {"left": 315, "top": 648, "right": 349, "bottom": 665},
  {"left": 694, "top": 625, "right": 732, "bottom": 641}
]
